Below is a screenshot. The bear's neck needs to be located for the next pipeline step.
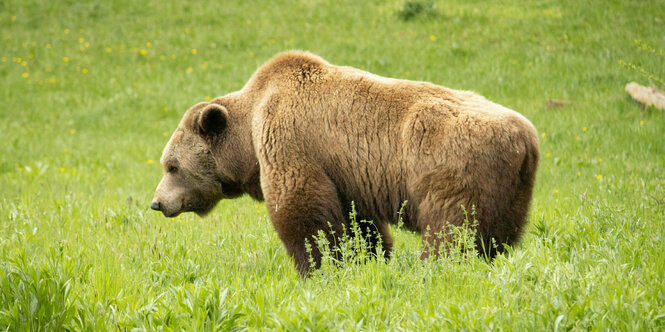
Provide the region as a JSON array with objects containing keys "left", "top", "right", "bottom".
[
  {"left": 241, "top": 165, "right": 263, "bottom": 201},
  {"left": 217, "top": 90, "right": 264, "bottom": 201},
  {"left": 230, "top": 120, "right": 263, "bottom": 201}
]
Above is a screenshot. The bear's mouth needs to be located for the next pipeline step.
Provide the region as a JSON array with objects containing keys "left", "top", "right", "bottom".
[{"left": 161, "top": 200, "right": 195, "bottom": 218}]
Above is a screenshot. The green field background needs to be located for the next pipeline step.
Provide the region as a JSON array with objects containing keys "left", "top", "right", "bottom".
[{"left": 1, "top": 0, "right": 664, "bottom": 330}]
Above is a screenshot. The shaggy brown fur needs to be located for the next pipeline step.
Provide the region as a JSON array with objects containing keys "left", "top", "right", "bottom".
[{"left": 151, "top": 51, "right": 539, "bottom": 276}]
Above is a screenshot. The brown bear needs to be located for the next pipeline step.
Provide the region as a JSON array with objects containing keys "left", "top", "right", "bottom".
[{"left": 151, "top": 51, "right": 539, "bottom": 275}]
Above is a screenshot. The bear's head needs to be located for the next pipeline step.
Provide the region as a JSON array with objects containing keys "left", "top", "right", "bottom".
[{"left": 150, "top": 101, "right": 248, "bottom": 217}]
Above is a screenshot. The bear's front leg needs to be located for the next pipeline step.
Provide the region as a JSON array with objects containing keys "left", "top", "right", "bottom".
[{"left": 262, "top": 164, "right": 347, "bottom": 276}]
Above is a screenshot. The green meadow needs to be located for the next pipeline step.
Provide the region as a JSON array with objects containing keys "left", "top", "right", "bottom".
[{"left": 1, "top": 0, "right": 664, "bottom": 330}]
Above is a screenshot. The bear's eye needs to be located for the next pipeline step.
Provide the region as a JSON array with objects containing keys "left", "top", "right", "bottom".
[{"left": 168, "top": 166, "right": 178, "bottom": 173}]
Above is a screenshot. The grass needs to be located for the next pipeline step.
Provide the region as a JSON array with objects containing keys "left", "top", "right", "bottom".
[{"left": 1, "top": 0, "right": 664, "bottom": 330}]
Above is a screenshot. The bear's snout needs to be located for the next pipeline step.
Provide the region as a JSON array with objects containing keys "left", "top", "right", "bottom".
[
  {"left": 150, "top": 200, "right": 161, "bottom": 211},
  {"left": 149, "top": 194, "right": 184, "bottom": 217}
]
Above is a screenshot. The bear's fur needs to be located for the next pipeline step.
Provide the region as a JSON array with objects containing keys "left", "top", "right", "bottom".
[{"left": 151, "top": 51, "right": 539, "bottom": 275}]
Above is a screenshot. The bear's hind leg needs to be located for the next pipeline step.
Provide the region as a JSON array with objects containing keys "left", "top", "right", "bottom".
[
  {"left": 412, "top": 164, "right": 523, "bottom": 261},
  {"left": 415, "top": 194, "right": 471, "bottom": 260}
]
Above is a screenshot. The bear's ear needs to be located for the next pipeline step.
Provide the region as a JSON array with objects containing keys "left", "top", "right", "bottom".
[{"left": 196, "top": 104, "right": 228, "bottom": 136}]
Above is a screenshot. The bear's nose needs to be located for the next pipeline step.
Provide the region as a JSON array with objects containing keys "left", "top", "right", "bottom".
[{"left": 150, "top": 201, "right": 161, "bottom": 211}]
